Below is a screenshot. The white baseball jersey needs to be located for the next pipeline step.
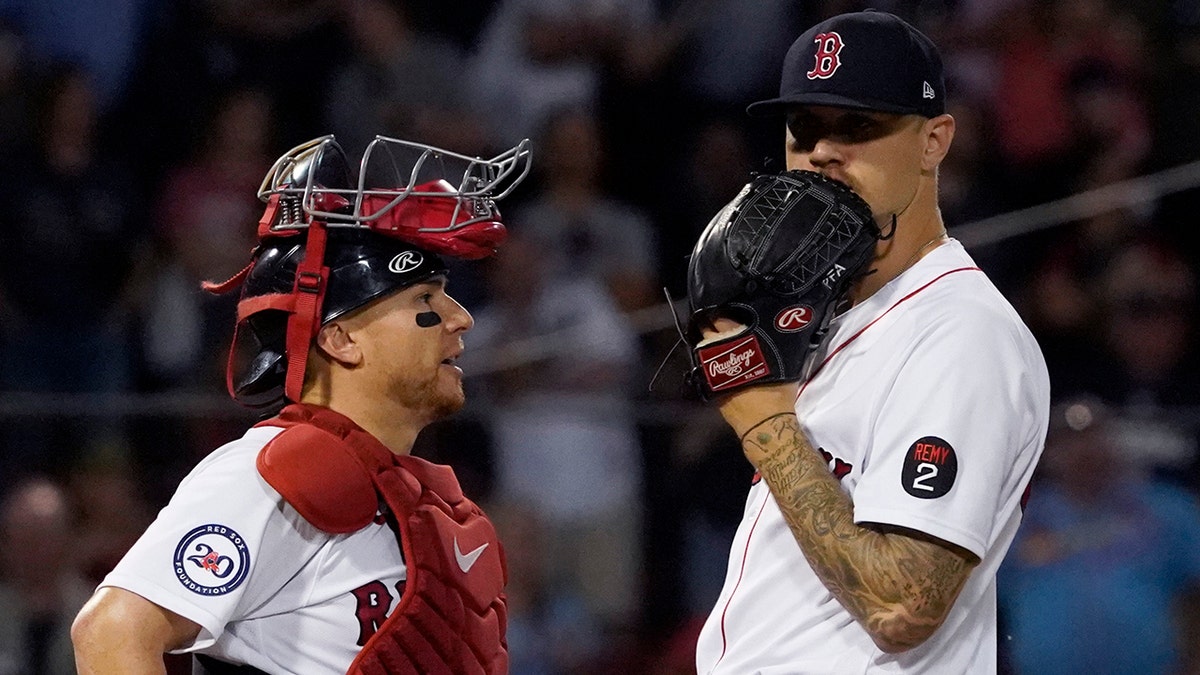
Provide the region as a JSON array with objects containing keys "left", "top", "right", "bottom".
[
  {"left": 100, "top": 425, "right": 407, "bottom": 674},
  {"left": 697, "top": 239, "right": 1050, "bottom": 674}
]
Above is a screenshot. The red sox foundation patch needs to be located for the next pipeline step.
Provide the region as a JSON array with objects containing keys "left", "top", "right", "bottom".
[
  {"left": 174, "top": 524, "right": 250, "bottom": 596},
  {"left": 901, "top": 436, "right": 957, "bottom": 499}
]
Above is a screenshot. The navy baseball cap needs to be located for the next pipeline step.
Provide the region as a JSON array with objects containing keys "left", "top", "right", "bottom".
[{"left": 747, "top": 11, "right": 945, "bottom": 118}]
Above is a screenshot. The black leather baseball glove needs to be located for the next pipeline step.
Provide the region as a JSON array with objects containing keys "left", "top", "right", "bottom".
[{"left": 683, "top": 170, "right": 879, "bottom": 399}]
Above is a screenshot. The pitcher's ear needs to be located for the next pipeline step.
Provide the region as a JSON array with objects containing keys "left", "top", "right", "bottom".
[{"left": 922, "top": 113, "right": 956, "bottom": 172}]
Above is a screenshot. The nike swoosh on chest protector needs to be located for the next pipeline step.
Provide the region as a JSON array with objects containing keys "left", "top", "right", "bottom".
[{"left": 453, "top": 538, "right": 488, "bottom": 573}]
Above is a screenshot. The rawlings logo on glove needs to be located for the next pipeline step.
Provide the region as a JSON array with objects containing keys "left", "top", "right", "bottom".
[
  {"left": 680, "top": 170, "right": 880, "bottom": 400},
  {"left": 775, "top": 306, "right": 815, "bottom": 331},
  {"left": 698, "top": 334, "right": 770, "bottom": 392}
]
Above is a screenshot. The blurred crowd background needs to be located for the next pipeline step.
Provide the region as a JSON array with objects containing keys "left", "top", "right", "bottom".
[{"left": 1, "top": 0, "right": 1199, "bottom": 673}]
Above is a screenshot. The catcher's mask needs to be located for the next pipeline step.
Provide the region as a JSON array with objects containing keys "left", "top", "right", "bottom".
[{"left": 205, "top": 134, "right": 532, "bottom": 410}]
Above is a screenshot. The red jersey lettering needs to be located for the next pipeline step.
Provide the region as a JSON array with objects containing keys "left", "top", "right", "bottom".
[{"left": 350, "top": 579, "right": 405, "bottom": 646}]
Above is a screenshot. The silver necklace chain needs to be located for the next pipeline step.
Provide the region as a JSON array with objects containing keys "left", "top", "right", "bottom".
[{"left": 898, "top": 232, "right": 948, "bottom": 276}]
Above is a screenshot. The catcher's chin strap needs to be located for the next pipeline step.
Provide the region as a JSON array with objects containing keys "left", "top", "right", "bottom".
[
  {"left": 280, "top": 222, "right": 329, "bottom": 402},
  {"left": 204, "top": 194, "right": 331, "bottom": 404}
]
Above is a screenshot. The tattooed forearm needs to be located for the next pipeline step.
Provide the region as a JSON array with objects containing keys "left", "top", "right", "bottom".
[{"left": 743, "top": 414, "right": 977, "bottom": 652}]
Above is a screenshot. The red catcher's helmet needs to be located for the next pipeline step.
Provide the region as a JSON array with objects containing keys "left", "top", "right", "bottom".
[{"left": 205, "top": 135, "right": 532, "bottom": 410}]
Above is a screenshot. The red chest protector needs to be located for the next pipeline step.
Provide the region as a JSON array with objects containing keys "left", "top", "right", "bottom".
[{"left": 254, "top": 404, "right": 508, "bottom": 674}]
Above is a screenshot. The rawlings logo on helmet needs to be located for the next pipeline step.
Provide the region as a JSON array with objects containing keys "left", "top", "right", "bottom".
[{"left": 388, "top": 251, "right": 424, "bottom": 274}]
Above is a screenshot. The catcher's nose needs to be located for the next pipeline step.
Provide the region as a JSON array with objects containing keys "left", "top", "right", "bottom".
[{"left": 443, "top": 294, "right": 474, "bottom": 332}]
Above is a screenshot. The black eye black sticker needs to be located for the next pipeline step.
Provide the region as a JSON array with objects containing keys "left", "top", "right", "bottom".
[
  {"left": 415, "top": 311, "right": 442, "bottom": 328},
  {"left": 901, "top": 436, "right": 957, "bottom": 499}
]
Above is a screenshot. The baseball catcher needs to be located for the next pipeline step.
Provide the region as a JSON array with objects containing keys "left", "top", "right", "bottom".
[{"left": 72, "top": 134, "right": 530, "bottom": 675}]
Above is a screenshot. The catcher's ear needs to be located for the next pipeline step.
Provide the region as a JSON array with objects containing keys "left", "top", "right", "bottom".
[
  {"left": 314, "top": 322, "right": 363, "bottom": 367},
  {"left": 921, "top": 113, "right": 956, "bottom": 172}
]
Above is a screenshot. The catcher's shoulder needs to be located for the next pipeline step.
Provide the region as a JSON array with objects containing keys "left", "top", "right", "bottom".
[{"left": 174, "top": 425, "right": 285, "bottom": 493}]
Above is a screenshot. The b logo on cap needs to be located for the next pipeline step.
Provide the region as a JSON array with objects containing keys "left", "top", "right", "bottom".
[{"left": 807, "top": 32, "right": 844, "bottom": 80}]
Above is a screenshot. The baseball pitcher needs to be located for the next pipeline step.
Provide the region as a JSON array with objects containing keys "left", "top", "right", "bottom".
[{"left": 682, "top": 11, "right": 1050, "bottom": 673}]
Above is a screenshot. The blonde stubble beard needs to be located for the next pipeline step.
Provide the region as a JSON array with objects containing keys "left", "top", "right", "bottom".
[{"left": 387, "top": 367, "right": 466, "bottom": 424}]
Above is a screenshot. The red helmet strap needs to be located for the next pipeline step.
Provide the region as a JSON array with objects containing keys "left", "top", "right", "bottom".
[
  {"left": 201, "top": 261, "right": 254, "bottom": 296},
  {"left": 257, "top": 193, "right": 283, "bottom": 239},
  {"left": 223, "top": 321, "right": 242, "bottom": 402},
  {"left": 284, "top": 222, "right": 330, "bottom": 403}
]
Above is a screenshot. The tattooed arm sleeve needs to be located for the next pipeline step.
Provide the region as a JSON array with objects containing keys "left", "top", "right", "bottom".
[{"left": 741, "top": 413, "right": 978, "bottom": 653}]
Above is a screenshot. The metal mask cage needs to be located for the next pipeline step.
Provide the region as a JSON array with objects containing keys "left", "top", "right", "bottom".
[{"left": 257, "top": 134, "right": 533, "bottom": 234}]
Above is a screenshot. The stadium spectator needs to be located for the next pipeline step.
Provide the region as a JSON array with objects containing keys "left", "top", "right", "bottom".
[
  {"left": 0, "top": 478, "right": 91, "bottom": 675},
  {"left": 324, "top": 0, "right": 486, "bottom": 159},
  {"left": 466, "top": 232, "right": 646, "bottom": 642},
  {"left": 999, "top": 397, "right": 1200, "bottom": 674}
]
